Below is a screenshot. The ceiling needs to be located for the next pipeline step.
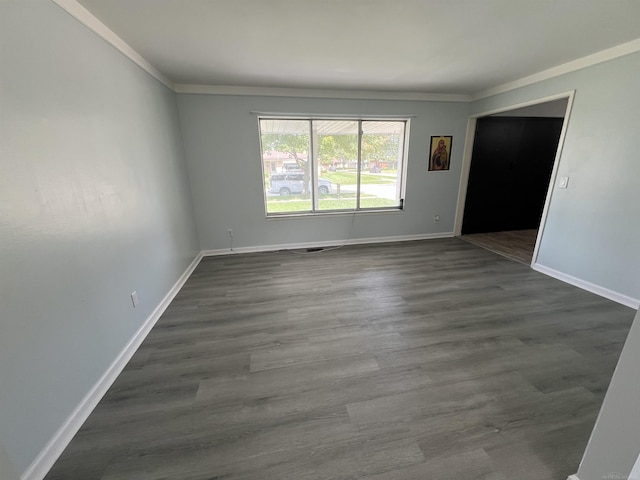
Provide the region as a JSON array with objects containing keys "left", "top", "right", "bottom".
[{"left": 76, "top": 0, "right": 640, "bottom": 95}]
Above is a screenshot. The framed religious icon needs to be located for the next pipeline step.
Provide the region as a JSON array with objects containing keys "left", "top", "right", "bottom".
[{"left": 429, "top": 135, "right": 452, "bottom": 171}]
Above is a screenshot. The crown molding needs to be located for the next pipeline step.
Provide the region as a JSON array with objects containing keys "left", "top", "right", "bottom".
[
  {"left": 174, "top": 84, "right": 471, "bottom": 102},
  {"left": 51, "top": 0, "right": 174, "bottom": 90},
  {"left": 51, "top": 0, "right": 640, "bottom": 102},
  {"left": 472, "top": 37, "right": 640, "bottom": 101}
]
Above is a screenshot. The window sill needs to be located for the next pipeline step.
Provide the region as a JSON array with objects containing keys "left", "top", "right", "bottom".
[{"left": 265, "top": 208, "right": 404, "bottom": 220}]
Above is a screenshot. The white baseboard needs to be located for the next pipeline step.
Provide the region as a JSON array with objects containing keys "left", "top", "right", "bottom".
[
  {"left": 28, "top": 246, "right": 617, "bottom": 480},
  {"left": 21, "top": 252, "right": 203, "bottom": 480},
  {"left": 532, "top": 263, "right": 640, "bottom": 309},
  {"left": 202, "top": 232, "right": 455, "bottom": 256}
]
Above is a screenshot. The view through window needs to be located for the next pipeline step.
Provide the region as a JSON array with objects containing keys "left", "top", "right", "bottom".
[{"left": 259, "top": 118, "right": 408, "bottom": 215}]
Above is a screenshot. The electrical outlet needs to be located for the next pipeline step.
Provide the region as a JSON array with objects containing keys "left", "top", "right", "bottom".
[
  {"left": 131, "top": 291, "right": 139, "bottom": 308},
  {"left": 434, "top": 215, "right": 440, "bottom": 223}
]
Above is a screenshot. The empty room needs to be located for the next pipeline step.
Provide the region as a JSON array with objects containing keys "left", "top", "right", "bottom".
[{"left": 3, "top": 1, "right": 640, "bottom": 480}]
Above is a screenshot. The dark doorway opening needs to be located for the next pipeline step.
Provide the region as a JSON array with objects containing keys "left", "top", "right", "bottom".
[{"left": 461, "top": 98, "right": 568, "bottom": 264}]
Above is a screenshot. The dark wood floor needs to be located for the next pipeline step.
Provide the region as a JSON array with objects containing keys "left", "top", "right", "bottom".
[
  {"left": 45, "top": 238, "right": 635, "bottom": 480},
  {"left": 461, "top": 229, "right": 538, "bottom": 265}
]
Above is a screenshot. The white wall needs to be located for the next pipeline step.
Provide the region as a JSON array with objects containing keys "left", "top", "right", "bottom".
[
  {"left": 470, "top": 52, "right": 640, "bottom": 303},
  {"left": 177, "top": 94, "right": 469, "bottom": 250},
  {"left": 576, "top": 309, "right": 640, "bottom": 480},
  {"left": 0, "top": 1, "right": 199, "bottom": 476},
  {"left": 492, "top": 97, "right": 568, "bottom": 117}
]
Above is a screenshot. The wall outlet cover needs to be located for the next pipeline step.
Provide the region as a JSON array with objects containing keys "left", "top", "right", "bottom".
[
  {"left": 131, "top": 291, "right": 139, "bottom": 308},
  {"left": 559, "top": 176, "right": 569, "bottom": 188}
]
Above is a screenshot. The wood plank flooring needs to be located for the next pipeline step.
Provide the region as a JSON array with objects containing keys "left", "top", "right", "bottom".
[
  {"left": 44, "top": 238, "right": 635, "bottom": 480},
  {"left": 461, "top": 229, "right": 538, "bottom": 264}
]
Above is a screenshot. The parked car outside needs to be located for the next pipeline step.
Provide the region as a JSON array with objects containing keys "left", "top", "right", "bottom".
[
  {"left": 282, "top": 163, "right": 302, "bottom": 172},
  {"left": 269, "top": 173, "right": 332, "bottom": 196}
]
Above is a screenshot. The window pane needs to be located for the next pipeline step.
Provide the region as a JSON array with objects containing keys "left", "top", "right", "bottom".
[
  {"left": 259, "top": 117, "right": 407, "bottom": 216},
  {"left": 260, "top": 119, "right": 312, "bottom": 214},
  {"left": 313, "top": 120, "right": 359, "bottom": 211},
  {"left": 361, "top": 121, "right": 405, "bottom": 209}
]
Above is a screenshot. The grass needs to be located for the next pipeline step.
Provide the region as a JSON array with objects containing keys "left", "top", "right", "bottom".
[
  {"left": 266, "top": 195, "right": 397, "bottom": 213},
  {"left": 321, "top": 171, "right": 396, "bottom": 185}
]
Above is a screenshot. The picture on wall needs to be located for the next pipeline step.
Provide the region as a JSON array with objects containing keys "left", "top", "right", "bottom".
[{"left": 429, "top": 135, "right": 452, "bottom": 171}]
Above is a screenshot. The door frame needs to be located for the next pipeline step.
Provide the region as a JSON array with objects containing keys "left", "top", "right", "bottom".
[{"left": 453, "top": 90, "right": 576, "bottom": 266}]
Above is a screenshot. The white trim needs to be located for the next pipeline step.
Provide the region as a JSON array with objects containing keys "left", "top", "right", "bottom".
[
  {"left": 630, "top": 452, "right": 640, "bottom": 480},
  {"left": 473, "top": 38, "right": 640, "bottom": 100},
  {"left": 46, "top": 1, "right": 640, "bottom": 101},
  {"left": 21, "top": 253, "right": 203, "bottom": 480},
  {"left": 529, "top": 91, "right": 575, "bottom": 265},
  {"left": 174, "top": 84, "right": 471, "bottom": 102},
  {"left": 453, "top": 91, "right": 575, "bottom": 253},
  {"left": 453, "top": 117, "right": 477, "bottom": 235},
  {"left": 51, "top": 0, "right": 174, "bottom": 90},
  {"left": 253, "top": 112, "right": 417, "bottom": 119},
  {"left": 532, "top": 263, "right": 640, "bottom": 309},
  {"left": 264, "top": 209, "right": 404, "bottom": 220},
  {"left": 469, "top": 91, "right": 576, "bottom": 119},
  {"left": 201, "top": 232, "right": 454, "bottom": 257}
]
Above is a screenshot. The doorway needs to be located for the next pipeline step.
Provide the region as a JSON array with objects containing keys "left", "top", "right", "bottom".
[{"left": 458, "top": 97, "right": 570, "bottom": 265}]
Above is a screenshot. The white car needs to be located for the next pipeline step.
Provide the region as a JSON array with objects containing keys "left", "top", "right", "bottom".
[{"left": 269, "top": 173, "right": 332, "bottom": 196}]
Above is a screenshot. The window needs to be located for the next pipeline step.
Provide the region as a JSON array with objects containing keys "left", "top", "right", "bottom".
[{"left": 259, "top": 118, "right": 408, "bottom": 215}]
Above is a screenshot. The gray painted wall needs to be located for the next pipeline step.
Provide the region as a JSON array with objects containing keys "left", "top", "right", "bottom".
[
  {"left": 470, "top": 52, "right": 640, "bottom": 302},
  {"left": 576, "top": 308, "right": 640, "bottom": 480},
  {"left": 176, "top": 94, "right": 469, "bottom": 250},
  {"left": 0, "top": 1, "right": 199, "bottom": 475},
  {"left": 492, "top": 97, "right": 568, "bottom": 117},
  {"left": 0, "top": 440, "right": 19, "bottom": 480},
  {"left": 3, "top": 1, "right": 639, "bottom": 477}
]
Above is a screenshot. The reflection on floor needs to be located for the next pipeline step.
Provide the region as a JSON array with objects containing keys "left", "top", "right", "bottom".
[
  {"left": 44, "top": 239, "right": 636, "bottom": 480},
  {"left": 461, "top": 229, "right": 538, "bottom": 265}
]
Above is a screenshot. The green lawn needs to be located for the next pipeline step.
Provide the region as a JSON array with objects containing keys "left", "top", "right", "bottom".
[
  {"left": 321, "top": 171, "right": 396, "bottom": 185},
  {"left": 266, "top": 194, "right": 397, "bottom": 213}
]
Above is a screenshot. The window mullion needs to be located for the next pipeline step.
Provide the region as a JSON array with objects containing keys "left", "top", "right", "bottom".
[
  {"left": 356, "top": 120, "right": 363, "bottom": 210},
  {"left": 260, "top": 116, "right": 407, "bottom": 216},
  {"left": 309, "top": 120, "right": 317, "bottom": 211}
]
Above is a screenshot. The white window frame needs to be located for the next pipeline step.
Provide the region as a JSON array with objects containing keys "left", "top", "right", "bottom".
[{"left": 258, "top": 116, "right": 410, "bottom": 217}]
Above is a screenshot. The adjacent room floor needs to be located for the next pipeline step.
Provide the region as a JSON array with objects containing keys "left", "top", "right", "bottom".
[
  {"left": 461, "top": 229, "right": 538, "bottom": 265},
  {"left": 45, "top": 238, "right": 635, "bottom": 480}
]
